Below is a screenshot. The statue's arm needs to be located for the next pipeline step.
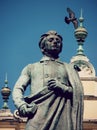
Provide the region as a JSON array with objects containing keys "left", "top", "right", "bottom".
[
  {"left": 12, "top": 64, "right": 38, "bottom": 117},
  {"left": 12, "top": 65, "right": 31, "bottom": 109}
]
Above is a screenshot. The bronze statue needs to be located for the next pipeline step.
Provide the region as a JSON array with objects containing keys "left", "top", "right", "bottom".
[
  {"left": 12, "top": 30, "right": 83, "bottom": 130},
  {"left": 65, "top": 8, "right": 78, "bottom": 29}
]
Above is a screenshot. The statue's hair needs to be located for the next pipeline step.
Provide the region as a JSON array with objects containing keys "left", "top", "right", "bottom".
[{"left": 39, "top": 30, "right": 63, "bottom": 49}]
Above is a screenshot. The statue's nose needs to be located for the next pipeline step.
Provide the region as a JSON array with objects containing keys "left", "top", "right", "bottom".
[{"left": 53, "top": 39, "right": 57, "bottom": 44}]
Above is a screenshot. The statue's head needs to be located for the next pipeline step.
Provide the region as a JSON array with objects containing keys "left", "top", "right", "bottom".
[{"left": 39, "top": 30, "right": 63, "bottom": 58}]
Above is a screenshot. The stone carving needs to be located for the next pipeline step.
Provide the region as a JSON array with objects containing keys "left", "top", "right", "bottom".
[{"left": 12, "top": 30, "right": 84, "bottom": 130}]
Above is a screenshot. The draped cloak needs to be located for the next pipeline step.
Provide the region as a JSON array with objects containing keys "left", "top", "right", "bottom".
[{"left": 23, "top": 63, "right": 84, "bottom": 130}]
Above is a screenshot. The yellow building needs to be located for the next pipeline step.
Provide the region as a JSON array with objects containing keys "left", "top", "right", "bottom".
[{"left": 70, "top": 12, "right": 97, "bottom": 129}]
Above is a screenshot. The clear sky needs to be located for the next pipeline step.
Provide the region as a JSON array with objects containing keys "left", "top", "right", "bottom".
[{"left": 0, "top": 0, "right": 97, "bottom": 112}]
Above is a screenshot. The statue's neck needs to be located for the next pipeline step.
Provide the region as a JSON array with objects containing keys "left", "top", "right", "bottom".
[{"left": 43, "top": 52, "right": 59, "bottom": 60}]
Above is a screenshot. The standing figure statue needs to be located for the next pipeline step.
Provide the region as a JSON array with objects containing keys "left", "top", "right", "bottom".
[{"left": 12, "top": 30, "right": 84, "bottom": 130}]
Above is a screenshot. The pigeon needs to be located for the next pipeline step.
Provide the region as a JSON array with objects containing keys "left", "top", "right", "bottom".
[
  {"left": 74, "top": 65, "right": 81, "bottom": 72},
  {"left": 65, "top": 8, "right": 78, "bottom": 29}
]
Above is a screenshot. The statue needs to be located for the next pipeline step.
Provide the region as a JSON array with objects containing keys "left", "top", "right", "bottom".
[{"left": 12, "top": 30, "right": 84, "bottom": 130}]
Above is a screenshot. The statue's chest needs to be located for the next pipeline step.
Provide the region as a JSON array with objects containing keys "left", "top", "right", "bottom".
[
  {"left": 31, "top": 61, "right": 68, "bottom": 82},
  {"left": 42, "top": 61, "right": 66, "bottom": 79}
]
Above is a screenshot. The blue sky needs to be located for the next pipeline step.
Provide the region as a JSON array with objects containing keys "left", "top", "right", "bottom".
[{"left": 0, "top": 0, "right": 97, "bottom": 112}]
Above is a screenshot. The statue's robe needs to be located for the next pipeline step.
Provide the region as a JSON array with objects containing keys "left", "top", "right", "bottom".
[{"left": 13, "top": 57, "right": 84, "bottom": 130}]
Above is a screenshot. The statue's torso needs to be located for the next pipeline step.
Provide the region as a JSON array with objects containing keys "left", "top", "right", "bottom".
[{"left": 28, "top": 60, "right": 69, "bottom": 94}]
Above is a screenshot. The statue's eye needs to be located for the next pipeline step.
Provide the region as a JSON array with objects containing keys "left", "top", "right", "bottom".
[
  {"left": 56, "top": 38, "right": 60, "bottom": 43},
  {"left": 48, "top": 38, "right": 54, "bottom": 42}
]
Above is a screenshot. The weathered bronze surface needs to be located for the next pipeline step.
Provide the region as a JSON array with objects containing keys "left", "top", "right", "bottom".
[{"left": 12, "top": 30, "right": 84, "bottom": 130}]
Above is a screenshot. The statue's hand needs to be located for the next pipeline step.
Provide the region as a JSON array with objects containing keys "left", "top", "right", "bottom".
[
  {"left": 47, "top": 79, "right": 66, "bottom": 92},
  {"left": 47, "top": 79, "right": 72, "bottom": 94},
  {"left": 18, "top": 102, "right": 38, "bottom": 117}
]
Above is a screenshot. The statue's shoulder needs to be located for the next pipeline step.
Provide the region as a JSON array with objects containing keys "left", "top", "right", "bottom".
[
  {"left": 25, "top": 61, "right": 42, "bottom": 70},
  {"left": 63, "top": 62, "right": 70, "bottom": 68},
  {"left": 63, "top": 62, "right": 80, "bottom": 71},
  {"left": 26, "top": 61, "right": 40, "bottom": 68},
  {"left": 21, "top": 62, "right": 40, "bottom": 74}
]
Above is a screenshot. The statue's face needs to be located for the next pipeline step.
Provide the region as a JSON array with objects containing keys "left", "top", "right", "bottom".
[{"left": 44, "top": 35, "right": 62, "bottom": 56}]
